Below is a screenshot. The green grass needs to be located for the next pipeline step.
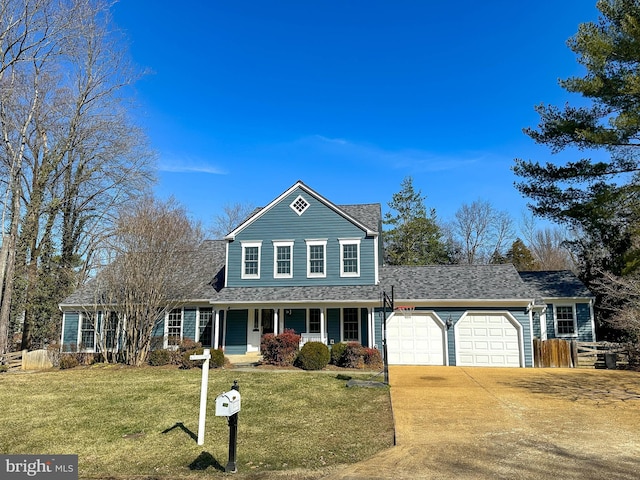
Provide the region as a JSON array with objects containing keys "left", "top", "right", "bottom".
[{"left": 0, "top": 365, "right": 394, "bottom": 479}]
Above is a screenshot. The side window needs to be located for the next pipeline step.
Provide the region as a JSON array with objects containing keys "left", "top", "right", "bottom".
[
  {"left": 80, "top": 312, "right": 95, "bottom": 350},
  {"left": 167, "top": 308, "right": 183, "bottom": 346},
  {"left": 555, "top": 305, "right": 577, "bottom": 336},
  {"left": 342, "top": 308, "right": 359, "bottom": 342}
]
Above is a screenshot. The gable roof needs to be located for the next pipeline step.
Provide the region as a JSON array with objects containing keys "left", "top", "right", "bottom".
[
  {"left": 518, "top": 270, "right": 593, "bottom": 299},
  {"left": 224, "top": 180, "right": 380, "bottom": 240},
  {"left": 380, "top": 264, "right": 535, "bottom": 302}
]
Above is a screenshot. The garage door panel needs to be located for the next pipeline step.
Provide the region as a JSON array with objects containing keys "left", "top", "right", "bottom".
[
  {"left": 387, "top": 312, "right": 446, "bottom": 365},
  {"left": 456, "top": 313, "right": 522, "bottom": 367}
]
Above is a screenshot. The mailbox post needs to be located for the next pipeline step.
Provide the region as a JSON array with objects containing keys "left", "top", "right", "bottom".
[{"left": 215, "top": 380, "right": 240, "bottom": 473}]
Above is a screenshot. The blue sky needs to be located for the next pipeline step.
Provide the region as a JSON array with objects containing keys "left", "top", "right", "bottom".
[{"left": 112, "top": 1, "right": 599, "bottom": 234}]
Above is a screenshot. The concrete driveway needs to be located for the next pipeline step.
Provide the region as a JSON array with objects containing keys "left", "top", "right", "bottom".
[{"left": 324, "top": 366, "right": 640, "bottom": 480}]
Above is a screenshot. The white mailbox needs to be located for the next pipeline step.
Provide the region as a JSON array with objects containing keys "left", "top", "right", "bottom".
[{"left": 215, "top": 390, "right": 241, "bottom": 416}]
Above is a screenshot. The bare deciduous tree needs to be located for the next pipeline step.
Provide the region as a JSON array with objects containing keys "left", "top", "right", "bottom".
[
  {"left": 98, "top": 197, "right": 203, "bottom": 366},
  {"left": 520, "top": 213, "right": 575, "bottom": 270},
  {"left": 209, "top": 202, "right": 255, "bottom": 239},
  {"left": 0, "top": 0, "right": 154, "bottom": 353},
  {"left": 450, "top": 200, "right": 515, "bottom": 264}
]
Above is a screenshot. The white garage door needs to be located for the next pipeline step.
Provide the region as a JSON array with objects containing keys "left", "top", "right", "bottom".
[
  {"left": 386, "top": 312, "right": 446, "bottom": 365},
  {"left": 456, "top": 312, "right": 522, "bottom": 367}
]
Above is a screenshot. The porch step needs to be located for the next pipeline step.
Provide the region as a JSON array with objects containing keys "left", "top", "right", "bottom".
[{"left": 226, "top": 353, "right": 262, "bottom": 366}]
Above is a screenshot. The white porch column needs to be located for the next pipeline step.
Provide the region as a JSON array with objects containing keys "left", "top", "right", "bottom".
[
  {"left": 368, "top": 308, "right": 374, "bottom": 348},
  {"left": 274, "top": 309, "right": 280, "bottom": 335},
  {"left": 213, "top": 309, "right": 221, "bottom": 349},
  {"left": 320, "top": 309, "right": 326, "bottom": 344}
]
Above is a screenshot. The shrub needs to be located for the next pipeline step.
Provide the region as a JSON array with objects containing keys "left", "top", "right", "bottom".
[
  {"left": 295, "top": 342, "right": 330, "bottom": 370},
  {"left": 330, "top": 342, "right": 347, "bottom": 365},
  {"left": 0, "top": 365, "right": 8, "bottom": 374},
  {"left": 180, "top": 348, "right": 227, "bottom": 369},
  {"left": 341, "top": 342, "right": 366, "bottom": 369},
  {"left": 178, "top": 338, "right": 200, "bottom": 353},
  {"left": 59, "top": 354, "right": 79, "bottom": 370},
  {"left": 363, "top": 347, "right": 383, "bottom": 369},
  {"left": 148, "top": 349, "right": 173, "bottom": 366},
  {"left": 210, "top": 348, "right": 226, "bottom": 368},
  {"left": 261, "top": 329, "right": 301, "bottom": 366}
]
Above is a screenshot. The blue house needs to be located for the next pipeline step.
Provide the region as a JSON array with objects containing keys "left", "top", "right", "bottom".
[{"left": 59, "top": 181, "right": 596, "bottom": 367}]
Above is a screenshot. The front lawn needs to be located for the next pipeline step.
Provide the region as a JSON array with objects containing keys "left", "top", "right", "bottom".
[{"left": 0, "top": 366, "right": 394, "bottom": 479}]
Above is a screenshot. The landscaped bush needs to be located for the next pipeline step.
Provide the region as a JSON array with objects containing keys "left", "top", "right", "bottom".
[
  {"left": 330, "top": 342, "right": 347, "bottom": 365},
  {"left": 210, "top": 348, "right": 226, "bottom": 368},
  {"left": 341, "top": 342, "right": 366, "bottom": 369},
  {"left": 363, "top": 347, "right": 383, "bottom": 369},
  {"left": 295, "top": 342, "right": 330, "bottom": 370},
  {"left": 261, "top": 329, "right": 301, "bottom": 366},
  {"left": 59, "top": 354, "right": 79, "bottom": 369},
  {"left": 148, "top": 349, "right": 173, "bottom": 366}
]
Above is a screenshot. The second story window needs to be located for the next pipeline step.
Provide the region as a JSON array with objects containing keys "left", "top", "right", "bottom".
[
  {"left": 241, "top": 241, "right": 262, "bottom": 279},
  {"left": 273, "top": 241, "right": 294, "bottom": 278},
  {"left": 339, "top": 238, "right": 361, "bottom": 277},
  {"left": 306, "top": 239, "right": 327, "bottom": 278}
]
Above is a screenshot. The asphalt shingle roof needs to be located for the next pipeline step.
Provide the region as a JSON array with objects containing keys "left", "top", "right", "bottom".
[
  {"left": 215, "top": 285, "right": 380, "bottom": 303},
  {"left": 518, "top": 270, "right": 593, "bottom": 299},
  {"left": 380, "top": 264, "right": 536, "bottom": 301}
]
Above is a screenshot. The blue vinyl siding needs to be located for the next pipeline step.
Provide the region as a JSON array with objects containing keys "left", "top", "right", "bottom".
[
  {"left": 576, "top": 303, "right": 594, "bottom": 341},
  {"left": 62, "top": 312, "right": 79, "bottom": 351},
  {"left": 327, "top": 308, "right": 341, "bottom": 345},
  {"left": 227, "top": 186, "right": 376, "bottom": 287},
  {"left": 183, "top": 308, "right": 197, "bottom": 341},
  {"left": 284, "top": 309, "right": 306, "bottom": 334},
  {"left": 225, "top": 309, "right": 248, "bottom": 354}
]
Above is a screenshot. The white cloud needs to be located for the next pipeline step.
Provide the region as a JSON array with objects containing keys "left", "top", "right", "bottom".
[{"left": 158, "top": 153, "right": 227, "bottom": 175}]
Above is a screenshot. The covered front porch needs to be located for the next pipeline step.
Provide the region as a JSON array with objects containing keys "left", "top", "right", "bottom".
[{"left": 217, "top": 304, "right": 378, "bottom": 355}]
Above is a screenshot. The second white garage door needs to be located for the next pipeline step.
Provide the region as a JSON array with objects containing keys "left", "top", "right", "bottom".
[
  {"left": 455, "top": 312, "right": 522, "bottom": 367},
  {"left": 386, "top": 311, "right": 446, "bottom": 365}
]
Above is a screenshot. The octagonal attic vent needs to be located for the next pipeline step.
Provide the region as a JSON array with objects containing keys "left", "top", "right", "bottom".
[{"left": 290, "top": 195, "right": 310, "bottom": 215}]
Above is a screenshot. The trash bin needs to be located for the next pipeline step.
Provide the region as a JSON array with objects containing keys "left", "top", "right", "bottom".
[{"left": 604, "top": 352, "right": 617, "bottom": 369}]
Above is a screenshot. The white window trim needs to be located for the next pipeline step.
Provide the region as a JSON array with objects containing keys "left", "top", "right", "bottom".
[
  {"left": 102, "top": 311, "right": 120, "bottom": 352},
  {"left": 78, "top": 311, "right": 97, "bottom": 352},
  {"left": 241, "top": 241, "right": 262, "bottom": 279},
  {"left": 273, "top": 240, "right": 294, "bottom": 279},
  {"left": 290, "top": 195, "right": 310, "bottom": 215},
  {"left": 554, "top": 304, "right": 577, "bottom": 337},
  {"left": 306, "top": 239, "right": 327, "bottom": 278},
  {"left": 165, "top": 307, "right": 184, "bottom": 349},
  {"left": 339, "top": 238, "right": 361, "bottom": 278}
]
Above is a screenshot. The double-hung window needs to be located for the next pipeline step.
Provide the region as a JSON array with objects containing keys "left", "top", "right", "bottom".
[
  {"left": 555, "top": 305, "right": 577, "bottom": 336},
  {"left": 306, "top": 239, "right": 327, "bottom": 278},
  {"left": 273, "top": 241, "right": 294, "bottom": 278},
  {"left": 309, "top": 308, "right": 321, "bottom": 334},
  {"left": 199, "top": 308, "right": 213, "bottom": 346},
  {"left": 80, "top": 312, "right": 95, "bottom": 350},
  {"left": 343, "top": 308, "right": 360, "bottom": 342},
  {"left": 104, "top": 312, "right": 119, "bottom": 350},
  {"left": 167, "top": 308, "right": 182, "bottom": 346},
  {"left": 339, "top": 238, "right": 361, "bottom": 277},
  {"left": 241, "top": 241, "right": 262, "bottom": 279}
]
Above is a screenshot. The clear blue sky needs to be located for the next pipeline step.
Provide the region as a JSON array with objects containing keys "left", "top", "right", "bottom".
[{"left": 112, "top": 1, "right": 599, "bottom": 234}]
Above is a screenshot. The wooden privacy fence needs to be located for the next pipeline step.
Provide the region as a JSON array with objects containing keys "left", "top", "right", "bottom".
[
  {"left": 0, "top": 349, "right": 53, "bottom": 371},
  {"left": 0, "top": 350, "right": 24, "bottom": 371},
  {"left": 534, "top": 339, "right": 628, "bottom": 369},
  {"left": 533, "top": 338, "right": 574, "bottom": 368}
]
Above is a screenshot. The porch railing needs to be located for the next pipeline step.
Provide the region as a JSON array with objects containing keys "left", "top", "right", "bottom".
[{"left": 299, "top": 333, "right": 326, "bottom": 347}]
